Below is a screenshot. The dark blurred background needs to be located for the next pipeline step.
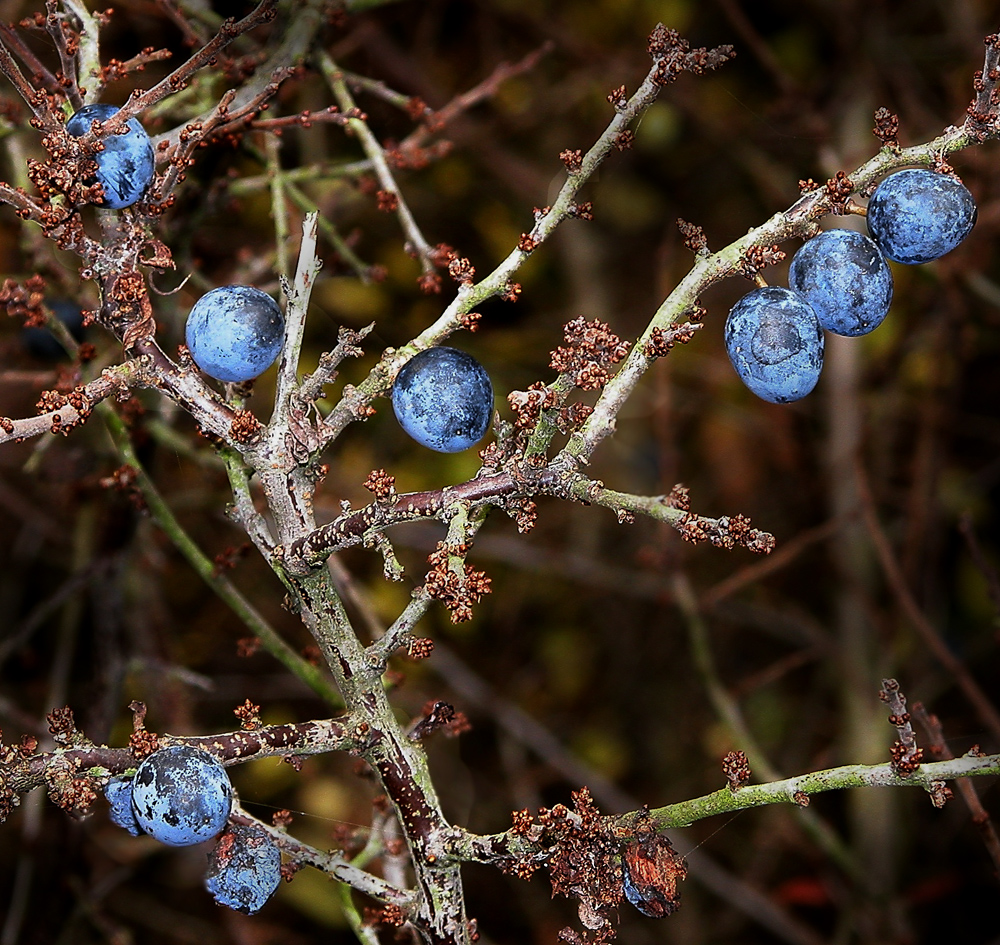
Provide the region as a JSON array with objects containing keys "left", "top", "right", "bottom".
[{"left": 0, "top": 0, "right": 999, "bottom": 943}]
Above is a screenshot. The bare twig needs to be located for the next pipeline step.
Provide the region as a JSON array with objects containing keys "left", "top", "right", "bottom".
[
  {"left": 230, "top": 804, "right": 415, "bottom": 907},
  {"left": 911, "top": 703, "right": 1000, "bottom": 877},
  {"left": 855, "top": 459, "right": 1000, "bottom": 745},
  {"left": 112, "top": 0, "right": 279, "bottom": 125},
  {"left": 317, "top": 49, "right": 436, "bottom": 273},
  {"left": 0, "top": 35, "right": 51, "bottom": 124},
  {"left": 0, "top": 359, "right": 142, "bottom": 445}
]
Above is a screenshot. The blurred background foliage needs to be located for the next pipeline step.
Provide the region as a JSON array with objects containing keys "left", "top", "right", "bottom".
[{"left": 0, "top": 0, "right": 999, "bottom": 943}]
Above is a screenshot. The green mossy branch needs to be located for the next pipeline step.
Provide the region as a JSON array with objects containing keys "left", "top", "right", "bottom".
[
  {"left": 561, "top": 125, "right": 995, "bottom": 468},
  {"left": 439, "top": 752, "right": 1000, "bottom": 867},
  {"left": 641, "top": 752, "right": 1000, "bottom": 830}
]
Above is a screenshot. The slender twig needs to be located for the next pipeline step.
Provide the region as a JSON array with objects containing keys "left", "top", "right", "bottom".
[
  {"left": 100, "top": 401, "right": 344, "bottom": 708},
  {"left": 640, "top": 752, "right": 1000, "bottom": 830},
  {"left": 443, "top": 752, "right": 1000, "bottom": 863},
  {"left": 43, "top": 2, "right": 84, "bottom": 110},
  {"left": 0, "top": 23, "right": 58, "bottom": 96},
  {"left": 150, "top": 0, "right": 327, "bottom": 155},
  {"left": 111, "top": 0, "right": 279, "bottom": 125},
  {"left": 366, "top": 593, "right": 433, "bottom": 671},
  {"left": 297, "top": 323, "right": 373, "bottom": 406},
  {"left": 231, "top": 802, "right": 414, "bottom": 906},
  {"left": 0, "top": 36, "right": 50, "bottom": 123},
  {"left": 0, "top": 359, "right": 142, "bottom": 445},
  {"left": 317, "top": 49, "right": 436, "bottom": 272},
  {"left": 266, "top": 131, "right": 292, "bottom": 281},
  {"left": 272, "top": 212, "right": 320, "bottom": 416},
  {"left": 673, "top": 571, "right": 859, "bottom": 878},
  {"left": 911, "top": 702, "right": 1000, "bottom": 878},
  {"left": 854, "top": 458, "right": 1000, "bottom": 744}
]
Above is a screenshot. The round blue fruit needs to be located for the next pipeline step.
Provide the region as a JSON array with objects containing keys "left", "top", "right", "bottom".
[
  {"left": 788, "top": 229, "right": 893, "bottom": 337},
  {"left": 391, "top": 346, "right": 493, "bottom": 452},
  {"left": 185, "top": 285, "right": 285, "bottom": 383},
  {"left": 725, "top": 286, "right": 824, "bottom": 403},
  {"left": 866, "top": 168, "right": 976, "bottom": 265},
  {"left": 131, "top": 745, "right": 233, "bottom": 847},
  {"left": 104, "top": 776, "right": 142, "bottom": 836},
  {"left": 65, "top": 103, "right": 154, "bottom": 210},
  {"left": 205, "top": 823, "right": 282, "bottom": 915}
]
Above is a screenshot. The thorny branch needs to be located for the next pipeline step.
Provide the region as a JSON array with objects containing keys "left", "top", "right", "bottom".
[{"left": 0, "top": 8, "right": 999, "bottom": 945}]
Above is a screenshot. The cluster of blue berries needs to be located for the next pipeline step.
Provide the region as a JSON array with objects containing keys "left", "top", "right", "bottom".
[
  {"left": 726, "top": 169, "right": 976, "bottom": 404},
  {"left": 65, "top": 103, "right": 496, "bottom": 439},
  {"left": 62, "top": 107, "right": 286, "bottom": 386},
  {"left": 104, "top": 745, "right": 282, "bottom": 914},
  {"left": 391, "top": 346, "right": 494, "bottom": 452}
]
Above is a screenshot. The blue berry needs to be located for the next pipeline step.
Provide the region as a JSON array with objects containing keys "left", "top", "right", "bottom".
[
  {"left": 185, "top": 285, "right": 285, "bottom": 383},
  {"left": 725, "top": 286, "right": 824, "bottom": 403},
  {"left": 866, "top": 169, "right": 976, "bottom": 265},
  {"left": 65, "top": 103, "right": 154, "bottom": 210},
  {"left": 131, "top": 745, "right": 233, "bottom": 847},
  {"left": 205, "top": 823, "right": 282, "bottom": 915},
  {"left": 104, "top": 776, "right": 142, "bottom": 836},
  {"left": 788, "top": 229, "right": 893, "bottom": 337},
  {"left": 623, "top": 863, "right": 659, "bottom": 917},
  {"left": 391, "top": 347, "right": 493, "bottom": 452},
  {"left": 622, "top": 837, "right": 683, "bottom": 918}
]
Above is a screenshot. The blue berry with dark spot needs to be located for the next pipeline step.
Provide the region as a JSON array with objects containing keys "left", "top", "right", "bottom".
[
  {"left": 391, "top": 347, "right": 493, "bottom": 452},
  {"left": 65, "top": 103, "right": 154, "bottom": 210},
  {"left": 789, "top": 229, "right": 893, "bottom": 337},
  {"left": 866, "top": 169, "right": 976, "bottom": 265},
  {"left": 104, "top": 776, "right": 142, "bottom": 836},
  {"left": 185, "top": 285, "right": 285, "bottom": 383},
  {"left": 205, "top": 822, "right": 282, "bottom": 915},
  {"left": 131, "top": 745, "right": 233, "bottom": 847},
  {"left": 725, "top": 286, "right": 824, "bottom": 403}
]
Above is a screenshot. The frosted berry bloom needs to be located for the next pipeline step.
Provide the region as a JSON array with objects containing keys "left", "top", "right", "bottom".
[
  {"left": 391, "top": 347, "right": 493, "bottom": 452},
  {"left": 65, "top": 103, "right": 154, "bottom": 209},
  {"left": 866, "top": 169, "right": 976, "bottom": 265},
  {"left": 725, "top": 286, "right": 824, "bottom": 403},
  {"left": 185, "top": 285, "right": 285, "bottom": 383},
  {"left": 131, "top": 745, "right": 233, "bottom": 846},
  {"left": 205, "top": 822, "right": 282, "bottom": 914},
  {"left": 789, "top": 229, "right": 893, "bottom": 337},
  {"left": 104, "top": 776, "right": 142, "bottom": 836}
]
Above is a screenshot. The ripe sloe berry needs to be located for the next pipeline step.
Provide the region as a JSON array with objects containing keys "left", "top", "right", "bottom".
[
  {"left": 131, "top": 745, "right": 233, "bottom": 846},
  {"left": 725, "top": 286, "right": 824, "bottom": 403},
  {"left": 185, "top": 285, "right": 285, "bottom": 383},
  {"left": 66, "top": 103, "right": 154, "bottom": 210},
  {"left": 789, "top": 229, "right": 893, "bottom": 337},
  {"left": 104, "top": 776, "right": 142, "bottom": 836},
  {"left": 205, "top": 822, "right": 282, "bottom": 914},
  {"left": 866, "top": 168, "right": 976, "bottom": 265},
  {"left": 391, "top": 347, "right": 493, "bottom": 452}
]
